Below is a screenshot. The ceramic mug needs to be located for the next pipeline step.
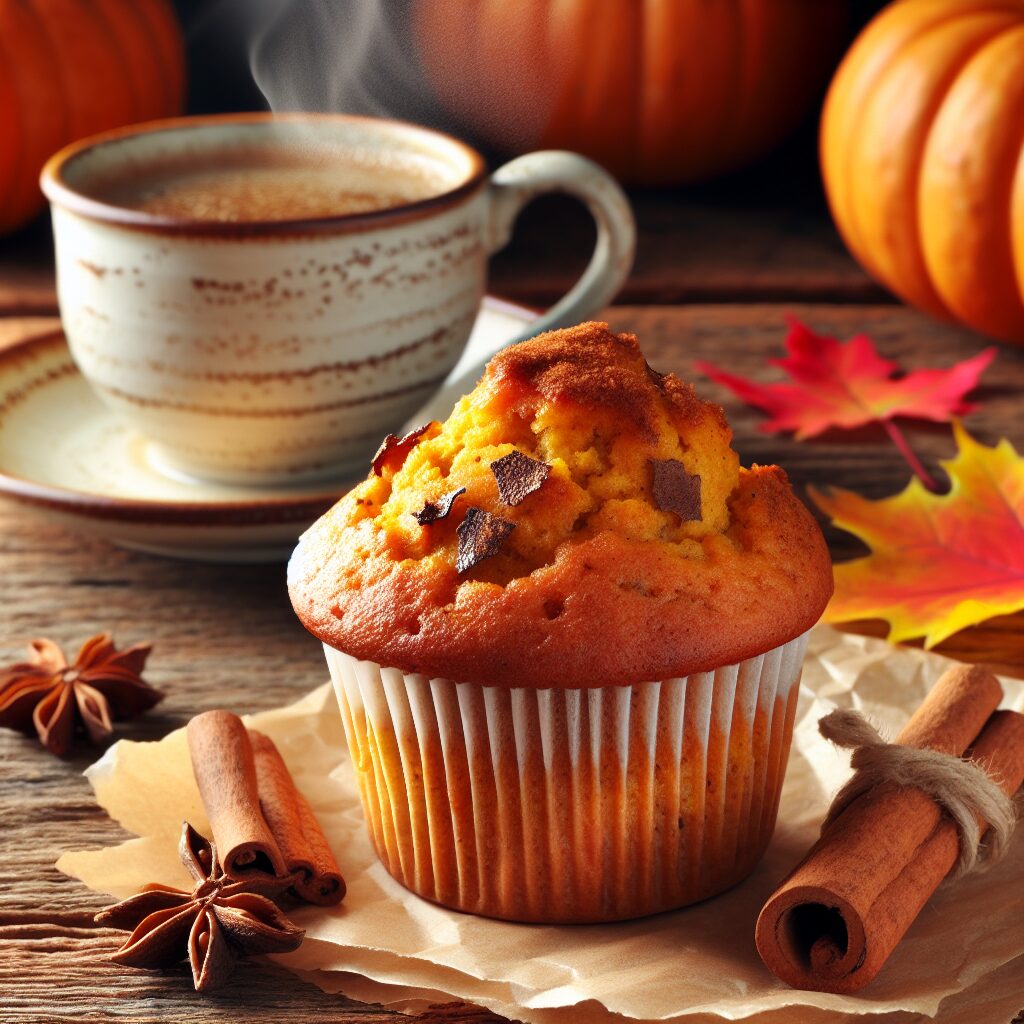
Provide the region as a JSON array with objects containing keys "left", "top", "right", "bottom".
[{"left": 41, "top": 113, "right": 635, "bottom": 486}]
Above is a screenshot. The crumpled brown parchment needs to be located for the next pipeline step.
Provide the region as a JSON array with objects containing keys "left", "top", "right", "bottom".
[{"left": 57, "top": 626, "right": 1024, "bottom": 1023}]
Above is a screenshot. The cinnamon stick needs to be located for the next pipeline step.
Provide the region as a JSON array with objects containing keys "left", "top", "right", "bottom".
[
  {"left": 187, "top": 710, "right": 288, "bottom": 881},
  {"left": 250, "top": 729, "right": 346, "bottom": 906},
  {"left": 756, "top": 665, "right": 1023, "bottom": 993}
]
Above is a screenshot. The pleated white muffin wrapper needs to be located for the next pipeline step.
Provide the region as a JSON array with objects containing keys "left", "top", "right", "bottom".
[{"left": 324, "top": 631, "right": 810, "bottom": 922}]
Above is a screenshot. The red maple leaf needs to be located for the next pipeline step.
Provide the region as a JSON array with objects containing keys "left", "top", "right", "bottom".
[
  {"left": 695, "top": 319, "right": 994, "bottom": 488},
  {"left": 695, "top": 320, "right": 994, "bottom": 438}
]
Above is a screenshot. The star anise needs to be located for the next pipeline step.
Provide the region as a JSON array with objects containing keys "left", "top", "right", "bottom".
[
  {"left": 0, "top": 633, "right": 163, "bottom": 756},
  {"left": 96, "top": 822, "right": 304, "bottom": 992}
]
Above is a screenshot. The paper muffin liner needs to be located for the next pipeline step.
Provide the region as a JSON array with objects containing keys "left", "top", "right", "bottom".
[{"left": 324, "top": 631, "right": 810, "bottom": 923}]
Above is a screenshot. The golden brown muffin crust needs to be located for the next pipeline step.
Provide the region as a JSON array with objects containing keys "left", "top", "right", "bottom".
[
  {"left": 289, "top": 323, "right": 833, "bottom": 687},
  {"left": 487, "top": 323, "right": 711, "bottom": 438}
]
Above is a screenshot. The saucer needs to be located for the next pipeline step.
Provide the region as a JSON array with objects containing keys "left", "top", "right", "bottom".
[{"left": 0, "top": 297, "right": 535, "bottom": 562}]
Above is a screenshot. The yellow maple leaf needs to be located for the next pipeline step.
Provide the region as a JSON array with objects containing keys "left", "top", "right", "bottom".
[{"left": 809, "top": 422, "right": 1024, "bottom": 647}]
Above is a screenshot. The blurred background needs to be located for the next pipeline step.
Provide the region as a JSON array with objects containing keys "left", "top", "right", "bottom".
[
  {"left": 1, "top": 0, "right": 894, "bottom": 312},
  {"left": 8, "top": 0, "right": 1024, "bottom": 348}
]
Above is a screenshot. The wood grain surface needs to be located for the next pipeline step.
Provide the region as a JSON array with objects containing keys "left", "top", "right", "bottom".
[
  {"left": 1, "top": 207, "right": 1021, "bottom": 1023},
  {"left": 494, "top": 190, "right": 890, "bottom": 306}
]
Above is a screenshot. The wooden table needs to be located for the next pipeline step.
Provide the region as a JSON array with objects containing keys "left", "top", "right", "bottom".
[{"left": 2, "top": 189, "right": 1022, "bottom": 1023}]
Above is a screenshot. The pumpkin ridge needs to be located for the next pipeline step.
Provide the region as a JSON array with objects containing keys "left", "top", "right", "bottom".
[
  {"left": 919, "top": 23, "right": 1024, "bottom": 339},
  {"left": 723, "top": 0, "right": 748, "bottom": 169},
  {"left": 0, "top": 1, "right": 66, "bottom": 232},
  {"left": 30, "top": 0, "right": 131, "bottom": 140},
  {"left": 628, "top": 0, "right": 644, "bottom": 183},
  {"left": 89, "top": 0, "right": 142, "bottom": 124},
  {"left": 1013, "top": 119, "right": 1024, "bottom": 310},
  {"left": 825, "top": 1, "right": 969, "bottom": 285},
  {"left": 416, "top": 0, "right": 845, "bottom": 185},
  {"left": 898, "top": 13, "right": 1022, "bottom": 319},
  {"left": 136, "top": 0, "right": 186, "bottom": 115},
  {"left": 129, "top": 2, "right": 173, "bottom": 117},
  {"left": 101, "top": 0, "right": 170, "bottom": 121},
  {"left": 822, "top": 0, "right": 1024, "bottom": 345},
  {"left": 19, "top": 1, "right": 68, "bottom": 139},
  {"left": 0, "top": 0, "right": 184, "bottom": 235},
  {"left": 0, "top": 49, "right": 26, "bottom": 230}
]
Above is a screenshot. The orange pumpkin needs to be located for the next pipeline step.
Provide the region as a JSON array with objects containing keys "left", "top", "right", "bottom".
[
  {"left": 822, "top": 0, "right": 1024, "bottom": 346},
  {"left": 0, "top": 0, "right": 185, "bottom": 235},
  {"left": 413, "top": 0, "right": 848, "bottom": 186}
]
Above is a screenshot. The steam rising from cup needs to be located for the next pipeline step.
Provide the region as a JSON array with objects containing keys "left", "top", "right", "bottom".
[
  {"left": 244, "top": 0, "right": 442, "bottom": 124},
  {"left": 233, "top": 0, "right": 554, "bottom": 157}
]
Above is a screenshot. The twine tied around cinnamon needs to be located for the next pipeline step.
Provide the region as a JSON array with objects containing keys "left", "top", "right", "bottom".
[{"left": 818, "top": 707, "right": 1017, "bottom": 878}]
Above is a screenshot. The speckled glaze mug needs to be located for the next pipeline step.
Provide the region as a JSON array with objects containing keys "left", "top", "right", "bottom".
[{"left": 41, "top": 113, "right": 635, "bottom": 486}]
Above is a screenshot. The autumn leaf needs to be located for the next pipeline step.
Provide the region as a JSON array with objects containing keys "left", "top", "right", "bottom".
[
  {"left": 695, "top": 320, "right": 994, "bottom": 489},
  {"left": 810, "top": 422, "right": 1024, "bottom": 647},
  {"left": 695, "top": 320, "right": 994, "bottom": 438}
]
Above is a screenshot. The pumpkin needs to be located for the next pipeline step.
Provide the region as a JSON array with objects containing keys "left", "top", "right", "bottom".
[
  {"left": 412, "top": 0, "right": 849, "bottom": 186},
  {"left": 822, "top": 0, "right": 1024, "bottom": 345},
  {"left": 0, "top": 0, "right": 185, "bottom": 235}
]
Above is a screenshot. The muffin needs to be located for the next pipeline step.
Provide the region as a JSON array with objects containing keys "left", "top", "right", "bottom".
[{"left": 288, "top": 322, "right": 833, "bottom": 923}]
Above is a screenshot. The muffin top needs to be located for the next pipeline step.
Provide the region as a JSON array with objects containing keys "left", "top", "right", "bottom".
[{"left": 289, "top": 323, "right": 833, "bottom": 687}]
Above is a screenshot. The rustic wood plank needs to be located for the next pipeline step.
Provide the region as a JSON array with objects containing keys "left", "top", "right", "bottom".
[
  {"left": 0, "top": 316, "right": 61, "bottom": 348},
  {"left": 1, "top": 301, "right": 1020, "bottom": 1021},
  {"left": 491, "top": 190, "right": 885, "bottom": 307}
]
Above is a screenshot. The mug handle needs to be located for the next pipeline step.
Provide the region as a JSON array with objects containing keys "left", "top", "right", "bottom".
[{"left": 409, "top": 150, "right": 635, "bottom": 425}]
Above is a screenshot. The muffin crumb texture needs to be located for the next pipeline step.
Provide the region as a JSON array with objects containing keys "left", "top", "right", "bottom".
[
  {"left": 290, "top": 322, "right": 833, "bottom": 687},
  {"left": 339, "top": 323, "right": 736, "bottom": 584}
]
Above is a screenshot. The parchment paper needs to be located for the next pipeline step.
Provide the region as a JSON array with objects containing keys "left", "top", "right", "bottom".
[{"left": 58, "top": 626, "right": 1024, "bottom": 1023}]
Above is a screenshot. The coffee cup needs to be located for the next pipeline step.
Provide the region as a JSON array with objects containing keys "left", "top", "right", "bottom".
[{"left": 41, "top": 113, "right": 634, "bottom": 487}]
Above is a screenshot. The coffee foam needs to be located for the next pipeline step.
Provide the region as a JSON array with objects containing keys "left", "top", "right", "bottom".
[{"left": 86, "top": 140, "right": 451, "bottom": 222}]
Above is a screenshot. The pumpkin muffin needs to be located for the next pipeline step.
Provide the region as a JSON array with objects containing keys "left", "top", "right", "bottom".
[{"left": 289, "top": 322, "right": 833, "bottom": 922}]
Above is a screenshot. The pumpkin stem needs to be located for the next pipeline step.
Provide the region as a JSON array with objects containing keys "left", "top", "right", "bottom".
[{"left": 882, "top": 420, "right": 939, "bottom": 492}]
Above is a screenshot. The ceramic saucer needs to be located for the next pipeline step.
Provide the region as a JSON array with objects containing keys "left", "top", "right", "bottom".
[{"left": 0, "top": 297, "right": 535, "bottom": 562}]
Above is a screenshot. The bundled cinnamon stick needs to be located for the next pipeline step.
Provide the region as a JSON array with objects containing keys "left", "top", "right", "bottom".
[
  {"left": 187, "top": 710, "right": 287, "bottom": 880},
  {"left": 250, "top": 729, "right": 346, "bottom": 905},
  {"left": 187, "top": 710, "right": 345, "bottom": 906},
  {"left": 756, "top": 664, "right": 1024, "bottom": 994}
]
